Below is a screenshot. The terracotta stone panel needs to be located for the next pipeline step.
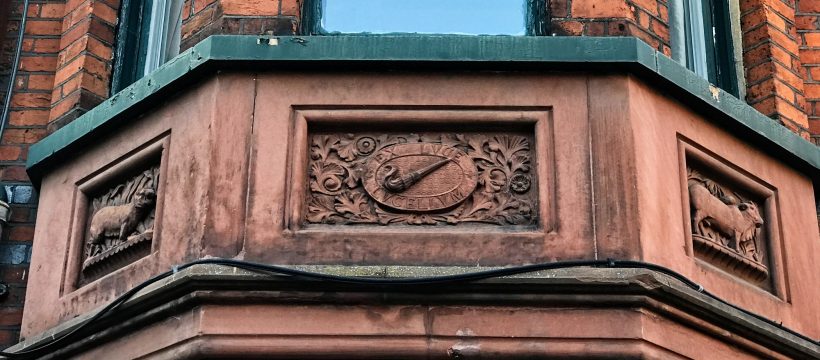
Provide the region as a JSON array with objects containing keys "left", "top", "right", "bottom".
[
  {"left": 625, "top": 76, "right": 820, "bottom": 338},
  {"left": 246, "top": 73, "right": 594, "bottom": 266},
  {"left": 20, "top": 74, "right": 257, "bottom": 338}
]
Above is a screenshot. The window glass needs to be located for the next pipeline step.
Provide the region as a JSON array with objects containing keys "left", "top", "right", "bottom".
[
  {"left": 683, "top": 0, "right": 738, "bottom": 96},
  {"left": 111, "top": 0, "right": 182, "bottom": 93},
  {"left": 320, "top": 0, "right": 530, "bottom": 35}
]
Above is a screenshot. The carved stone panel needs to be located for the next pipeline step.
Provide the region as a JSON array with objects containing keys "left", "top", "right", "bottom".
[
  {"left": 687, "top": 166, "right": 769, "bottom": 283},
  {"left": 80, "top": 165, "right": 159, "bottom": 283},
  {"left": 305, "top": 132, "right": 537, "bottom": 227}
]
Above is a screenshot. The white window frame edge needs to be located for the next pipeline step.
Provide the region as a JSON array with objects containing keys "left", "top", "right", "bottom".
[
  {"left": 143, "top": 0, "right": 183, "bottom": 76},
  {"left": 669, "top": 0, "right": 746, "bottom": 99}
]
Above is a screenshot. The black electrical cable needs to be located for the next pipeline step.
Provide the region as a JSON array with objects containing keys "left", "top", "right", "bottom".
[
  {"left": 1, "top": 0, "right": 30, "bottom": 142},
  {"left": 0, "top": 258, "right": 816, "bottom": 359}
]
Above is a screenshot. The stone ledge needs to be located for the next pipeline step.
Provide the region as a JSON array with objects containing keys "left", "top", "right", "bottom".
[
  {"left": 7, "top": 264, "right": 819, "bottom": 358},
  {"left": 25, "top": 35, "right": 820, "bottom": 184}
]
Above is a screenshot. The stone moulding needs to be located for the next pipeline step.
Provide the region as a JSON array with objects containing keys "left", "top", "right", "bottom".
[
  {"left": 287, "top": 107, "right": 555, "bottom": 233},
  {"left": 64, "top": 134, "right": 169, "bottom": 290},
  {"left": 678, "top": 136, "right": 785, "bottom": 295},
  {"left": 7, "top": 265, "right": 819, "bottom": 359},
  {"left": 25, "top": 36, "right": 820, "bottom": 187}
]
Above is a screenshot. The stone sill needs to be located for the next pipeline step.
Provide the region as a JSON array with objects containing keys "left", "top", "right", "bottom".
[
  {"left": 8, "top": 264, "right": 819, "bottom": 358},
  {"left": 25, "top": 35, "right": 820, "bottom": 184}
]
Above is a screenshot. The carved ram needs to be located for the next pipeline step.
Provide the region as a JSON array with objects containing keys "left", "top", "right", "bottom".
[
  {"left": 88, "top": 188, "right": 156, "bottom": 246},
  {"left": 688, "top": 182, "right": 763, "bottom": 259}
]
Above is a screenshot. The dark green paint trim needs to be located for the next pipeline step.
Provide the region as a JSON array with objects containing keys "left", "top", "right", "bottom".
[{"left": 26, "top": 35, "right": 820, "bottom": 184}]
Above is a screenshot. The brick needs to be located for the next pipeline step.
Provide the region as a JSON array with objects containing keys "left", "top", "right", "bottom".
[
  {"left": 796, "top": 15, "right": 818, "bottom": 30},
  {"left": 0, "top": 331, "right": 18, "bottom": 348},
  {"left": 766, "top": 0, "right": 796, "bottom": 23},
  {"left": 551, "top": 0, "right": 569, "bottom": 18},
  {"left": 658, "top": 3, "right": 668, "bottom": 22},
  {"left": 26, "top": 75, "right": 54, "bottom": 91},
  {"left": 10, "top": 93, "right": 51, "bottom": 108},
  {"left": 63, "top": 0, "right": 93, "bottom": 30},
  {"left": 54, "top": 54, "right": 109, "bottom": 86},
  {"left": 1, "top": 129, "right": 47, "bottom": 145},
  {"left": 30, "top": 38, "right": 60, "bottom": 54},
  {"left": 18, "top": 55, "right": 57, "bottom": 72},
  {"left": 572, "top": 0, "right": 631, "bottom": 18},
  {"left": 747, "top": 77, "right": 777, "bottom": 101},
  {"left": 222, "top": 0, "right": 279, "bottom": 16},
  {"left": 39, "top": 4, "right": 65, "bottom": 19},
  {"left": 805, "top": 32, "right": 820, "bottom": 45},
  {"left": 92, "top": 2, "right": 119, "bottom": 25},
  {"left": 9, "top": 207, "right": 30, "bottom": 223},
  {"left": 742, "top": 7, "right": 767, "bottom": 30},
  {"left": 9, "top": 110, "right": 50, "bottom": 126},
  {"left": 81, "top": 72, "right": 110, "bottom": 98},
  {"left": 750, "top": 95, "right": 778, "bottom": 116},
  {"left": 553, "top": 20, "right": 585, "bottom": 36},
  {"left": 802, "top": 49, "right": 820, "bottom": 64},
  {"left": 1, "top": 167, "right": 28, "bottom": 182},
  {"left": 6, "top": 226, "right": 34, "bottom": 242},
  {"left": 0, "top": 308, "right": 23, "bottom": 327},
  {"left": 182, "top": 6, "right": 217, "bottom": 39},
  {"left": 650, "top": 18, "right": 669, "bottom": 41},
  {"left": 24, "top": 20, "right": 62, "bottom": 36},
  {"left": 586, "top": 22, "right": 607, "bottom": 36},
  {"left": 630, "top": 0, "right": 659, "bottom": 17},
  {"left": 182, "top": 0, "right": 192, "bottom": 20},
  {"left": 773, "top": 61, "right": 804, "bottom": 88},
  {"left": 0, "top": 147, "right": 22, "bottom": 161},
  {"left": 798, "top": 0, "right": 820, "bottom": 12},
  {"left": 776, "top": 96, "right": 809, "bottom": 125},
  {"left": 194, "top": 0, "right": 217, "bottom": 13},
  {"left": 805, "top": 83, "right": 820, "bottom": 98},
  {"left": 281, "top": 0, "right": 300, "bottom": 16},
  {"left": 0, "top": 266, "right": 29, "bottom": 284}
]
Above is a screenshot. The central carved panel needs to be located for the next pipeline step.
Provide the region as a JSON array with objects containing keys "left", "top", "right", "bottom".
[{"left": 306, "top": 132, "right": 537, "bottom": 226}]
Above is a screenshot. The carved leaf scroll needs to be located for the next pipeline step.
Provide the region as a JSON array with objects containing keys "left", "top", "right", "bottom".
[{"left": 305, "top": 132, "right": 537, "bottom": 226}]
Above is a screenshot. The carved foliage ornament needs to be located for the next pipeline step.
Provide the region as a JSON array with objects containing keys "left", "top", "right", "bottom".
[
  {"left": 687, "top": 168, "right": 768, "bottom": 280},
  {"left": 306, "top": 133, "right": 536, "bottom": 226}
]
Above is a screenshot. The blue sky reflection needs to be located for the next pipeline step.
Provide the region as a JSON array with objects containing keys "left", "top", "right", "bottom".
[{"left": 322, "top": 0, "right": 527, "bottom": 35}]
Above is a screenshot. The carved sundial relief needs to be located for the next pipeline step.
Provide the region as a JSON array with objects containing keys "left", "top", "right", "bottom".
[
  {"left": 306, "top": 132, "right": 537, "bottom": 226},
  {"left": 363, "top": 143, "right": 478, "bottom": 212}
]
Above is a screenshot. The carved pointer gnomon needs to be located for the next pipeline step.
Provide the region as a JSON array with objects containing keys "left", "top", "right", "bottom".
[{"left": 381, "top": 158, "right": 453, "bottom": 193}]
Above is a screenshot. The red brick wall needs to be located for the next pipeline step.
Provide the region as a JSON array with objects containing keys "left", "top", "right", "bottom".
[
  {"left": 181, "top": 0, "right": 299, "bottom": 50},
  {"left": 552, "top": 0, "right": 672, "bottom": 56},
  {"left": 797, "top": 0, "right": 820, "bottom": 144},
  {"left": 48, "top": 0, "right": 117, "bottom": 132},
  {"left": 0, "top": 0, "right": 64, "bottom": 349},
  {"left": 742, "top": 0, "right": 810, "bottom": 139}
]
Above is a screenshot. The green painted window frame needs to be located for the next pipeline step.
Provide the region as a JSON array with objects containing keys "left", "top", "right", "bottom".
[
  {"left": 683, "top": 0, "right": 739, "bottom": 96},
  {"left": 301, "top": 0, "right": 549, "bottom": 36},
  {"left": 111, "top": 0, "right": 153, "bottom": 94}
]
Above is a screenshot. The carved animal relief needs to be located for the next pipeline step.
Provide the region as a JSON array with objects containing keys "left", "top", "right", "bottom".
[
  {"left": 687, "top": 168, "right": 768, "bottom": 282},
  {"left": 82, "top": 166, "right": 159, "bottom": 279},
  {"left": 306, "top": 132, "right": 537, "bottom": 226}
]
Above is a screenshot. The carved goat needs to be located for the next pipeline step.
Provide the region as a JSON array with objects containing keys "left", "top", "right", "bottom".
[
  {"left": 88, "top": 188, "right": 156, "bottom": 246},
  {"left": 689, "top": 183, "right": 763, "bottom": 258}
]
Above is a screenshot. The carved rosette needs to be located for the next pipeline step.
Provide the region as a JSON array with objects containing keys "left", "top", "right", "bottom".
[
  {"left": 82, "top": 166, "right": 159, "bottom": 278},
  {"left": 306, "top": 133, "right": 537, "bottom": 226},
  {"left": 687, "top": 168, "right": 768, "bottom": 282}
]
